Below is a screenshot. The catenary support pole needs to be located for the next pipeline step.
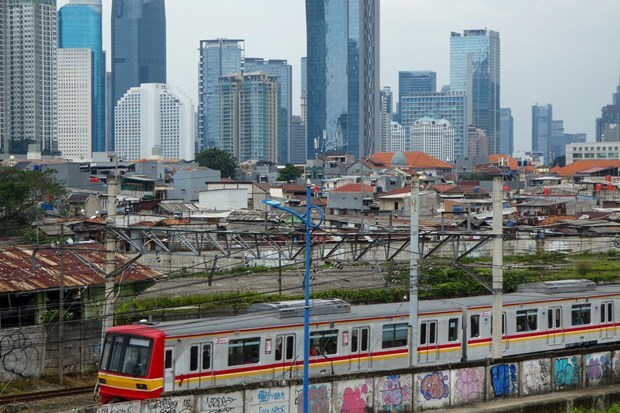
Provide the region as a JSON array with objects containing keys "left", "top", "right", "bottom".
[
  {"left": 103, "top": 176, "right": 117, "bottom": 342},
  {"left": 492, "top": 177, "right": 504, "bottom": 359},
  {"left": 409, "top": 176, "right": 420, "bottom": 367}
]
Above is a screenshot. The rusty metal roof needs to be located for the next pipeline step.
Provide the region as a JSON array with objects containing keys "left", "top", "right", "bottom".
[{"left": 0, "top": 244, "right": 161, "bottom": 294}]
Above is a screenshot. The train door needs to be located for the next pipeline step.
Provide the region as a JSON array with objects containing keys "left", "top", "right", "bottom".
[
  {"left": 164, "top": 346, "right": 175, "bottom": 392},
  {"left": 419, "top": 320, "right": 438, "bottom": 363},
  {"left": 547, "top": 306, "right": 564, "bottom": 345},
  {"left": 350, "top": 327, "right": 370, "bottom": 371},
  {"left": 492, "top": 313, "right": 509, "bottom": 351},
  {"left": 274, "top": 334, "right": 297, "bottom": 377},
  {"left": 600, "top": 301, "right": 615, "bottom": 339}
]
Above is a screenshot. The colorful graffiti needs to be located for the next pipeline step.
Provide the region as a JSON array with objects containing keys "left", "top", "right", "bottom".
[
  {"left": 341, "top": 383, "right": 370, "bottom": 413},
  {"left": 454, "top": 368, "right": 484, "bottom": 401},
  {"left": 490, "top": 363, "right": 517, "bottom": 397},
  {"left": 586, "top": 353, "right": 610, "bottom": 385},
  {"left": 419, "top": 371, "right": 449, "bottom": 400},
  {"left": 521, "top": 359, "right": 551, "bottom": 396},
  {"left": 381, "top": 375, "right": 412, "bottom": 411},
  {"left": 555, "top": 356, "right": 580, "bottom": 388},
  {"left": 296, "top": 384, "right": 330, "bottom": 413}
]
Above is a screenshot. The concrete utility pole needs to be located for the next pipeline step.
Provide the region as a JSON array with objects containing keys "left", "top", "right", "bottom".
[
  {"left": 491, "top": 177, "right": 504, "bottom": 359},
  {"left": 103, "top": 176, "right": 118, "bottom": 342},
  {"left": 409, "top": 176, "right": 420, "bottom": 367},
  {"left": 58, "top": 223, "right": 65, "bottom": 385}
]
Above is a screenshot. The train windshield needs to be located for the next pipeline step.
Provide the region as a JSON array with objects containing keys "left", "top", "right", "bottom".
[{"left": 100, "top": 335, "right": 152, "bottom": 377}]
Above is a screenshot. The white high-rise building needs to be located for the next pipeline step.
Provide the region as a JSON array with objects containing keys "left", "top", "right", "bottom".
[
  {"left": 57, "top": 49, "right": 92, "bottom": 160},
  {"left": 115, "top": 83, "right": 194, "bottom": 162},
  {"left": 411, "top": 117, "right": 455, "bottom": 162},
  {"left": 390, "top": 122, "right": 408, "bottom": 152}
]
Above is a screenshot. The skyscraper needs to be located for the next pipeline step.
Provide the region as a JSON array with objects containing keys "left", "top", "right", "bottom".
[
  {"left": 450, "top": 29, "right": 500, "bottom": 156},
  {"left": 398, "top": 71, "right": 436, "bottom": 118},
  {"left": 411, "top": 117, "right": 455, "bottom": 162},
  {"left": 115, "top": 83, "right": 194, "bottom": 162},
  {"left": 197, "top": 39, "right": 244, "bottom": 151},
  {"left": 291, "top": 115, "right": 307, "bottom": 164},
  {"left": 111, "top": 0, "right": 166, "bottom": 150},
  {"left": 245, "top": 58, "right": 292, "bottom": 164},
  {"left": 379, "top": 87, "right": 393, "bottom": 152},
  {"left": 58, "top": 0, "right": 104, "bottom": 153},
  {"left": 532, "top": 104, "right": 553, "bottom": 164},
  {"left": 306, "top": 0, "right": 380, "bottom": 159},
  {"left": 499, "top": 108, "right": 514, "bottom": 156},
  {"left": 1, "top": 0, "right": 57, "bottom": 154},
  {"left": 596, "top": 79, "right": 620, "bottom": 142}
]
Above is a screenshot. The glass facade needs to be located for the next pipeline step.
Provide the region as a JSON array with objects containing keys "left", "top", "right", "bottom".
[
  {"left": 398, "top": 71, "right": 436, "bottom": 116},
  {"left": 532, "top": 104, "right": 552, "bottom": 163},
  {"left": 58, "top": 0, "right": 105, "bottom": 153},
  {"left": 450, "top": 29, "right": 500, "bottom": 155},
  {"left": 499, "top": 108, "right": 513, "bottom": 156},
  {"left": 111, "top": 0, "right": 166, "bottom": 150},
  {"left": 197, "top": 39, "right": 243, "bottom": 151},
  {"left": 306, "top": 0, "right": 379, "bottom": 159}
]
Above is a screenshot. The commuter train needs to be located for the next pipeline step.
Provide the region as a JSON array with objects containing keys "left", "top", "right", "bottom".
[{"left": 97, "top": 279, "right": 620, "bottom": 404}]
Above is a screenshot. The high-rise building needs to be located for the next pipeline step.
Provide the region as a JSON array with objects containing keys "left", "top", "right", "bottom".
[
  {"left": 115, "top": 83, "right": 194, "bottom": 162},
  {"left": 596, "top": 78, "right": 620, "bottom": 142},
  {"left": 217, "top": 72, "right": 279, "bottom": 163},
  {"left": 390, "top": 122, "right": 408, "bottom": 152},
  {"left": 1, "top": 0, "right": 57, "bottom": 154},
  {"left": 291, "top": 115, "right": 307, "bottom": 164},
  {"left": 499, "top": 108, "right": 514, "bottom": 156},
  {"left": 532, "top": 104, "right": 553, "bottom": 164},
  {"left": 245, "top": 58, "right": 292, "bottom": 164},
  {"left": 379, "top": 87, "right": 393, "bottom": 152},
  {"left": 411, "top": 117, "right": 455, "bottom": 162},
  {"left": 111, "top": 0, "right": 166, "bottom": 150},
  {"left": 450, "top": 29, "right": 500, "bottom": 155},
  {"left": 57, "top": 49, "right": 92, "bottom": 160},
  {"left": 398, "top": 71, "right": 436, "bottom": 118},
  {"left": 301, "top": 57, "right": 307, "bottom": 124},
  {"left": 400, "top": 92, "right": 467, "bottom": 160},
  {"left": 468, "top": 126, "right": 490, "bottom": 157},
  {"left": 306, "top": 0, "right": 380, "bottom": 159},
  {"left": 58, "top": 0, "right": 104, "bottom": 153},
  {"left": 197, "top": 39, "right": 244, "bottom": 151}
]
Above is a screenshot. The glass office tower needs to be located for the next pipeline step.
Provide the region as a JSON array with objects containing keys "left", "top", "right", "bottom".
[
  {"left": 58, "top": 0, "right": 104, "bottom": 153},
  {"left": 111, "top": 0, "right": 166, "bottom": 150},
  {"left": 499, "top": 108, "right": 514, "bottom": 156},
  {"left": 398, "top": 71, "right": 436, "bottom": 117},
  {"left": 532, "top": 104, "right": 553, "bottom": 163},
  {"left": 450, "top": 29, "right": 500, "bottom": 156},
  {"left": 306, "top": 0, "right": 379, "bottom": 159}
]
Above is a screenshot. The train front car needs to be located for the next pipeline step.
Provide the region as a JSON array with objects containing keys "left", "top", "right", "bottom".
[{"left": 98, "top": 324, "right": 166, "bottom": 404}]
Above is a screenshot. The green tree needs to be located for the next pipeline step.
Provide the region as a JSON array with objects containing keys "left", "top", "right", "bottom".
[
  {"left": 195, "top": 148, "right": 238, "bottom": 179},
  {"left": 0, "top": 166, "right": 66, "bottom": 235},
  {"left": 277, "top": 163, "right": 303, "bottom": 182}
]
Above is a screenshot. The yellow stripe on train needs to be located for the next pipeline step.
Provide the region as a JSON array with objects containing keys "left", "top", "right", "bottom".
[{"left": 99, "top": 373, "right": 163, "bottom": 392}]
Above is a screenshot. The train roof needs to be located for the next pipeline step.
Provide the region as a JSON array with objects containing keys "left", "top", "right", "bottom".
[{"left": 133, "top": 281, "right": 620, "bottom": 339}]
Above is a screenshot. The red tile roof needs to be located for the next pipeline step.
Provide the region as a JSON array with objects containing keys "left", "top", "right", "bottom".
[
  {"left": 281, "top": 183, "right": 306, "bottom": 192},
  {"left": 368, "top": 152, "right": 454, "bottom": 169},
  {"left": 550, "top": 160, "right": 620, "bottom": 177},
  {"left": 330, "top": 183, "right": 374, "bottom": 193}
]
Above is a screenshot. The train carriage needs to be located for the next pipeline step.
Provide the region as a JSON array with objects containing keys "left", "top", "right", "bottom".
[{"left": 98, "top": 280, "right": 620, "bottom": 404}]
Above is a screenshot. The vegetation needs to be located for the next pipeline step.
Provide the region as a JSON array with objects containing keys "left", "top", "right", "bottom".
[
  {"left": 570, "top": 404, "right": 620, "bottom": 413},
  {"left": 0, "top": 166, "right": 66, "bottom": 235},
  {"left": 195, "top": 147, "right": 238, "bottom": 179},
  {"left": 277, "top": 163, "right": 303, "bottom": 182}
]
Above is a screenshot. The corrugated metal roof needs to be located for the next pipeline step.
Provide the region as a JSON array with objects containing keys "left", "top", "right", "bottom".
[{"left": 0, "top": 245, "right": 161, "bottom": 294}]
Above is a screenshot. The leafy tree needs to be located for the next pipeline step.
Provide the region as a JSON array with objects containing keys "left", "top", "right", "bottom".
[
  {"left": 552, "top": 155, "right": 566, "bottom": 167},
  {"left": 195, "top": 148, "right": 238, "bottom": 179},
  {"left": 0, "top": 166, "right": 66, "bottom": 235},
  {"left": 277, "top": 163, "right": 303, "bottom": 182}
]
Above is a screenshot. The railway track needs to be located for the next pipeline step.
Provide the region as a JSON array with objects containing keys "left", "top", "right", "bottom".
[{"left": 0, "top": 385, "right": 95, "bottom": 405}]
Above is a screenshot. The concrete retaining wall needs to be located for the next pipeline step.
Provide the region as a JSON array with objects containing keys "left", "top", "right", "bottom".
[{"left": 69, "top": 347, "right": 620, "bottom": 412}]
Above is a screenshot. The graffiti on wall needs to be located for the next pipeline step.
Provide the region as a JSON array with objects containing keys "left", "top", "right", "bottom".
[
  {"left": 296, "top": 384, "right": 330, "bottom": 413},
  {"left": 554, "top": 356, "right": 580, "bottom": 388},
  {"left": 419, "top": 371, "right": 449, "bottom": 401},
  {"left": 340, "top": 382, "right": 372, "bottom": 413},
  {"left": 199, "top": 395, "right": 241, "bottom": 413},
  {"left": 586, "top": 353, "right": 610, "bottom": 386},
  {"left": 521, "top": 359, "right": 551, "bottom": 396},
  {"left": 0, "top": 331, "right": 40, "bottom": 376},
  {"left": 96, "top": 404, "right": 136, "bottom": 413},
  {"left": 490, "top": 363, "right": 517, "bottom": 397},
  {"left": 380, "top": 374, "right": 412, "bottom": 411},
  {"left": 145, "top": 397, "right": 193, "bottom": 413},
  {"left": 454, "top": 368, "right": 484, "bottom": 401}
]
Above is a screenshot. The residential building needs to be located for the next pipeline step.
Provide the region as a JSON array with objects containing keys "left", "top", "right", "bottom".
[
  {"left": 380, "top": 87, "right": 393, "bottom": 152},
  {"left": 400, "top": 92, "right": 467, "bottom": 156},
  {"left": 1, "top": 0, "right": 57, "bottom": 154},
  {"left": 566, "top": 142, "right": 620, "bottom": 164},
  {"left": 398, "top": 71, "right": 436, "bottom": 117},
  {"left": 197, "top": 38, "right": 244, "bottom": 150},
  {"left": 115, "top": 84, "right": 194, "bottom": 162},
  {"left": 596, "top": 79, "right": 620, "bottom": 142},
  {"left": 244, "top": 58, "right": 292, "bottom": 164},
  {"left": 57, "top": 49, "right": 92, "bottom": 160},
  {"left": 57, "top": 0, "right": 104, "bottom": 153},
  {"left": 411, "top": 117, "right": 455, "bottom": 162},
  {"left": 291, "top": 115, "right": 307, "bottom": 164},
  {"left": 532, "top": 104, "right": 553, "bottom": 163},
  {"left": 450, "top": 29, "right": 500, "bottom": 154},
  {"left": 367, "top": 151, "right": 454, "bottom": 177},
  {"left": 111, "top": 0, "right": 166, "bottom": 150},
  {"left": 499, "top": 108, "right": 514, "bottom": 156},
  {"left": 306, "top": 0, "right": 380, "bottom": 159},
  {"left": 390, "top": 122, "right": 408, "bottom": 152},
  {"left": 217, "top": 72, "right": 279, "bottom": 163},
  {"left": 467, "top": 126, "right": 490, "bottom": 157}
]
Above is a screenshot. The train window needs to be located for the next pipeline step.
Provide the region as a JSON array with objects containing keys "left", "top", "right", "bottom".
[
  {"left": 101, "top": 335, "right": 152, "bottom": 377},
  {"left": 202, "top": 343, "right": 211, "bottom": 370},
  {"left": 448, "top": 318, "right": 459, "bottom": 341},
  {"left": 382, "top": 323, "right": 408, "bottom": 348},
  {"left": 310, "top": 330, "right": 338, "bottom": 356},
  {"left": 516, "top": 309, "right": 538, "bottom": 332},
  {"left": 228, "top": 337, "right": 261, "bottom": 366},
  {"left": 572, "top": 304, "right": 591, "bottom": 325},
  {"left": 548, "top": 310, "right": 553, "bottom": 329},
  {"left": 100, "top": 335, "right": 114, "bottom": 371},
  {"left": 470, "top": 315, "right": 480, "bottom": 338},
  {"left": 275, "top": 336, "right": 283, "bottom": 361},
  {"left": 352, "top": 328, "right": 369, "bottom": 352},
  {"left": 286, "top": 335, "right": 295, "bottom": 360},
  {"left": 429, "top": 322, "right": 436, "bottom": 344},
  {"left": 601, "top": 302, "right": 613, "bottom": 323},
  {"left": 165, "top": 349, "right": 173, "bottom": 369},
  {"left": 190, "top": 345, "right": 199, "bottom": 371},
  {"left": 490, "top": 314, "right": 506, "bottom": 335},
  {"left": 361, "top": 328, "right": 369, "bottom": 351},
  {"left": 420, "top": 323, "right": 427, "bottom": 345}
]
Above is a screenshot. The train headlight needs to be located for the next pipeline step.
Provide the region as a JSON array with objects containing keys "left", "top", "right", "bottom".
[
  {"left": 99, "top": 378, "right": 106, "bottom": 384},
  {"left": 136, "top": 383, "right": 147, "bottom": 390}
]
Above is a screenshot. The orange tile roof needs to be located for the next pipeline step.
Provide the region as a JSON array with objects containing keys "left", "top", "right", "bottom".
[
  {"left": 489, "top": 154, "right": 519, "bottom": 170},
  {"left": 550, "top": 160, "right": 620, "bottom": 177},
  {"left": 368, "top": 152, "right": 454, "bottom": 169},
  {"left": 330, "top": 183, "right": 374, "bottom": 193}
]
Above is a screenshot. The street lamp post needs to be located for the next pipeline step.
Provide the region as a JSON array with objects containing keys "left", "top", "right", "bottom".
[{"left": 262, "top": 180, "right": 323, "bottom": 413}]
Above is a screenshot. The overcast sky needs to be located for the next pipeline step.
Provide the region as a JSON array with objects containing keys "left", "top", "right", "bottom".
[{"left": 60, "top": 0, "right": 620, "bottom": 153}]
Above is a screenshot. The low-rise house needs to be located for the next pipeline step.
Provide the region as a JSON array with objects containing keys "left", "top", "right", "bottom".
[
  {"left": 65, "top": 192, "right": 102, "bottom": 217},
  {"left": 327, "top": 183, "right": 374, "bottom": 216},
  {"left": 517, "top": 201, "right": 567, "bottom": 217}
]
